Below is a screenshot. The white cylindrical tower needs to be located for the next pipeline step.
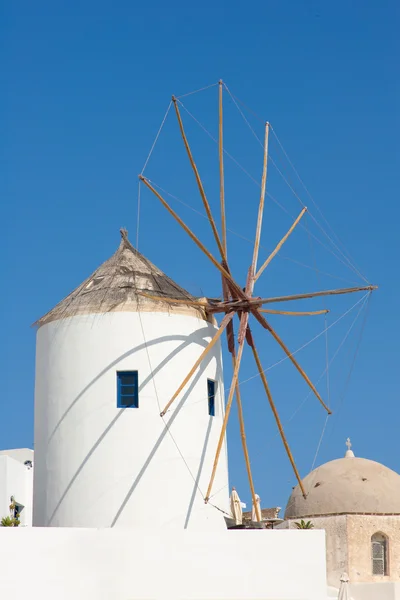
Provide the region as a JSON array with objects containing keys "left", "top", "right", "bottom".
[{"left": 33, "top": 230, "right": 229, "bottom": 530}]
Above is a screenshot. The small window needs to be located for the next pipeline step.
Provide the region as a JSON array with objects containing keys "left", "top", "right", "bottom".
[
  {"left": 207, "top": 379, "right": 216, "bottom": 416},
  {"left": 372, "top": 532, "right": 389, "bottom": 576},
  {"left": 117, "top": 371, "right": 139, "bottom": 408}
]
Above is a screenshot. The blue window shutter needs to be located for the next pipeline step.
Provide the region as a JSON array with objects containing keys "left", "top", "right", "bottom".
[
  {"left": 117, "top": 371, "right": 139, "bottom": 408},
  {"left": 207, "top": 379, "right": 216, "bottom": 417}
]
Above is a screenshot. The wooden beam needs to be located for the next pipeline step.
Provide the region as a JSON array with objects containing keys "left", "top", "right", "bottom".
[
  {"left": 205, "top": 313, "right": 248, "bottom": 502},
  {"left": 159, "top": 312, "right": 234, "bottom": 417},
  {"left": 219, "top": 80, "right": 227, "bottom": 257},
  {"left": 172, "top": 97, "right": 226, "bottom": 262},
  {"left": 254, "top": 285, "right": 377, "bottom": 306},
  {"left": 255, "top": 207, "right": 307, "bottom": 281},
  {"left": 231, "top": 349, "right": 262, "bottom": 521},
  {"left": 249, "top": 122, "right": 269, "bottom": 287},
  {"left": 139, "top": 176, "right": 247, "bottom": 302},
  {"left": 259, "top": 308, "right": 329, "bottom": 316},
  {"left": 246, "top": 329, "right": 307, "bottom": 499}
]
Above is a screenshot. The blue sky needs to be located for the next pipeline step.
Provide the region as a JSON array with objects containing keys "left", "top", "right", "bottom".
[{"left": 2, "top": 1, "right": 399, "bottom": 511}]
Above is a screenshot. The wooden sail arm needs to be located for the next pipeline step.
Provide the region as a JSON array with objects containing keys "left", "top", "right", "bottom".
[
  {"left": 231, "top": 347, "right": 262, "bottom": 521},
  {"left": 219, "top": 80, "right": 227, "bottom": 257},
  {"left": 255, "top": 207, "right": 307, "bottom": 282},
  {"left": 139, "top": 176, "right": 247, "bottom": 303},
  {"left": 205, "top": 312, "right": 248, "bottom": 503},
  {"left": 159, "top": 312, "right": 234, "bottom": 417},
  {"left": 248, "top": 122, "right": 269, "bottom": 290},
  {"left": 259, "top": 308, "right": 329, "bottom": 316},
  {"left": 255, "top": 285, "right": 377, "bottom": 305},
  {"left": 172, "top": 97, "right": 227, "bottom": 263},
  {"left": 246, "top": 328, "right": 307, "bottom": 499}
]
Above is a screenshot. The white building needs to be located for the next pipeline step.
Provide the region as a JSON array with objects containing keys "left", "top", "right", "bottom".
[
  {"left": 0, "top": 448, "right": 33, "bottom": 527},
  {"left": 281, "top": 440, "right": 400, "bottom": 599},
  {"left": 2, "top": 229, "right": 391, "bottom": 600}
]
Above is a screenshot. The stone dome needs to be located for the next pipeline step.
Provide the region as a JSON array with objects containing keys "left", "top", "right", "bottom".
[{"left": 285, "top": 443, "right": 400, "bottom": 519}]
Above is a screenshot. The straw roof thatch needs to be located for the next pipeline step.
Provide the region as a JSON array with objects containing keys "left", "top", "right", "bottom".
[{"left": 35, "top": 229, "right": 210, "bottom": 326}]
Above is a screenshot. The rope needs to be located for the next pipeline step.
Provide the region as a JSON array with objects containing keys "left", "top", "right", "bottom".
[
  {"left": 136, "top": 179, "right": 141, "bottom": 250},
  {"left": 176, "top": 99, "right": 367, "bottom": 282},
  {"left": 237, "top": 292, "right": 369, "bottom": 388},
  {"left": 136, "top": 308, "right": 229, "bottom": 518},
  {"left": 270, "top": 125, "right": 367, "bottom": 280},
  {"left": 262, "top": 292, "right": 370, "bottom": 449},
  {"left": 140, "top": 101, "right": 172, "bottom": 175},
  {"left": 311, "top": 415, "right": 330, "bottom": 471},
  {"left": 144, "top": 177, "right": 358, "bottom": 286},
  {"left": 326, "top": 292, "right": 372, "bottom": 438},
  {"left": 177, "top": 82, "right": 219, "bottom": 99},
  {"left": 223, "top": 82, "right": 369, "bottom": 283}
]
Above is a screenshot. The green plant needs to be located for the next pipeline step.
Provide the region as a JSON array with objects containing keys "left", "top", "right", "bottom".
[
  {"left": 1, "top": 516, "right": 19, "bottom": 527},
  {"left": 294, "top": 519, "right": 314, "bottom": 529}
]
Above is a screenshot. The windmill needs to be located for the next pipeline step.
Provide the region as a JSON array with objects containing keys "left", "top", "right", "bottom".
[{"left": 138, "top": 81, "right": 377, "bottom": 521}]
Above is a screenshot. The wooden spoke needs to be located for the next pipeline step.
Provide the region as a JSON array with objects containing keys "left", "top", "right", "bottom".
[
  {"left": 219, "top": 80, "right": 227, "bottom": 257},
  {"left": 254, "top": 285, "right": 377, "bottom": 305},
  {"left": 259, "top": 308, "right": 329, "bottom": 316},
  {"left": 262, "top": 317, "right": 332, "bottom": 415},
  {"left": 205, "top": 313, "right": 248, "bottom": 502},
  {"left": 246, "top": 329, "right": 307, "bottom": 499},
  {"left": 139, "top": 176, "right": 247, "bottom": 302},
  {"left": 231, "top": 349, "right": 262, "bottom": 521},
  {"left": 172, "top": 97, "right": 226, "bottom": 262},
  {"left": 249, "top": 122, "right": 269, "bottom": 289},
  {"left": 159, "top": 312, "right": 234, "bottom": 417},
  {"left": 137, "top": 291, "right": 210, "bottom": 308},
  {"left": 255, "top": 207, "right": 307, "bottom": 282}
]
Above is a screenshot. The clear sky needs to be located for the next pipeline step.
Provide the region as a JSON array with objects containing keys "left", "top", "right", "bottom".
[{"left": 2, "top": 1, "right": 399, "bottom": 512}]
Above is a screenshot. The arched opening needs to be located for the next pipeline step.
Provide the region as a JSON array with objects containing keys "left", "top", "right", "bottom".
[{"left": 371, "top": 532, "right": 389, "bottom": 576}]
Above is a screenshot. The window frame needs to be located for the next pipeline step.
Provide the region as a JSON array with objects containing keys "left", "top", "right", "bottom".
[
  {"left": 371, "top": 532, "right": 389, "bottom": 576},
  {"left": 207, "top": 378, "right": 216, "bottom": 417},
  {"left": 117, "top": 370, "right": 139, "bottom": 409}
]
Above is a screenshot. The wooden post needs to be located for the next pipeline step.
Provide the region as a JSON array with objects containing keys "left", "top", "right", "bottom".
[
  {"left": 219, "top": 80, "right": 227, "bottom": 257},
  {"left": 255, "top": 207, "right": 307, "bottom": 281},
  {"left": 172, "top": 97, "right": 226, "bottom": 262},
  {"left": 159, "top": 312, "right": 234, "bottom": 416},
  {"left": 247, "top": 331, "right": 307, "bottom": 499}
]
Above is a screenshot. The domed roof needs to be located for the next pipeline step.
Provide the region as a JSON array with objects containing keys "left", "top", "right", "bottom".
[
  {"left": 285, "top": 441, "right": 400, "bottom": 519},
  {"left": 35, "top": 229, "right": 211, "bottom": 326}
]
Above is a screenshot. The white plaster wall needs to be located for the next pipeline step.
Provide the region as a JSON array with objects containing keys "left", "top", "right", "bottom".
[
  {"left": 0, "top": 454, "right": 33, "bottom": 526},
  {"left": 350, "top": 581, "right": 400, "bottom": 600},
  {"left": 33, "top": 312, "right": 229, "bottom": 530},
  {"left": 0, "top": 527, "right": 328, "bottom": 600}
]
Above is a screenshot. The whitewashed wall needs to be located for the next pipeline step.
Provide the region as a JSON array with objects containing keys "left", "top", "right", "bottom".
[
  {"left": 0, "top": 528, "right": 328, "bottom": 600},
  {"left": 0, "top": 453, "right": 33, "bottom": 526},
  {"left": 33, "top": 312, "right": 229, "bottom": 530}
]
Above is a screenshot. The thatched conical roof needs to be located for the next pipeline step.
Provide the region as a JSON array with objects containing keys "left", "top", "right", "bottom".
[{"left": 35, "top": 229, "right": 210, "bottom": 326}]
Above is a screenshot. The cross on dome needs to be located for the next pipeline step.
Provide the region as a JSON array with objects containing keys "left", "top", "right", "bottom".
[{"left": 345, "top": 437, "right": 355, "bottom": 458}]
